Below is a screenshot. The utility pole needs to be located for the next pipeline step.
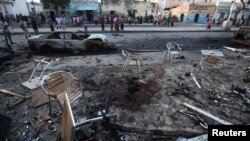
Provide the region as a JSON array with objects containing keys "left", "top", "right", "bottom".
[{"left": 31, "top": 0, "right": 36, "bottom": 15}]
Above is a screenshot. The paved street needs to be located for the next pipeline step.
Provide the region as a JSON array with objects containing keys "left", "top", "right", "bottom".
[
  {"left": 7, "top": 23, "right": 239, "bottom": 34},
  {"left": 0, "top": 23, "right": 249, "bottom": 141}
]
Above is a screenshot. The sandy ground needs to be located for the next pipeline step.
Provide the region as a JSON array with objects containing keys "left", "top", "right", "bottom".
[{"left": 0, "top": 32, "right": 250, "bottom": 141}]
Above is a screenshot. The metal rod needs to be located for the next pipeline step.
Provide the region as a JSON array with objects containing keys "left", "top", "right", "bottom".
[
  {"left": 191, "top": 73, "right": 201, "bottom": 88},
  {"left": 76, "top": 114, "right": 116, "bottom": 127}
]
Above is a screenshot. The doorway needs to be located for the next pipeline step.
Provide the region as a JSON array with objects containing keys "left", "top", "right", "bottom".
[
  {"left": 86, "top": 10, "right": 93, "bottom": 22},
  {"left": 110, "top": 10, "right": 115, "bottom": 16},
  {"left": 219, "top": 13, "right": 225, "bottom": 19},
  {"left": 194, "top": 14, "right": 199, "bottom": 23},
  {"left": 180, "top": 14, "right": 184, "bottom": 22}
]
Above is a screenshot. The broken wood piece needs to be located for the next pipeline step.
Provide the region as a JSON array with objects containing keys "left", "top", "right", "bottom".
[
  {"left": 223, "top": 46, "right": 237, "bottom": 52},
  {"left": 190, "top": 73, "right": 201, "bottom": 89},
  {"left": 29, "top": 119, "right": 37, "bottom": 131},
  {"left": 223, "top": 46, "right": 250, "bottom": 53},
  {"left": 61, "top": 93, "right": 75, "bottom": 141},
  {"left": 243, "top": 56, "right": 250, "bottom": 59},
  {"left": 6, "top": 95, "right": 32, "bottom": 109},
  {"left": 31, "top": 87, "right": 50, "bottom": 107},
  {"left": 0, "top": 89, "right": 25, "bottom": 98},
  {"left": 183, "top": 102, "right": 232, "bottom": 125}
]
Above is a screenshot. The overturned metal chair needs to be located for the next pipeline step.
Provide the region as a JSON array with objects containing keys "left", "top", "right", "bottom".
[
  {"left": 22, "top": 58, "right": 53, "bottom": 89},
  {"left": 200, "top": 55, "right": 224, "bottom": 70},
  {"left": 41, "top": 71, "right": 82, "bottom": 114},
  {"left": 121, "top": 50, "right": 141, "bottom": 78},
  {"left": 199, "top": 50, "right": 225, "bottom": 70},
  {"left": 164, "top": 42, "right": 182, "bottom": 62}
]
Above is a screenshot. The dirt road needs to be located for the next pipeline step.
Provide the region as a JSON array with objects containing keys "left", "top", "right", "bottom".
[{"left": 0, "top": 32, "right": 249, "bottom": 141}]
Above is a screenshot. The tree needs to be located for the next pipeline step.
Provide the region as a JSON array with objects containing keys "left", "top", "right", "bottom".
[{"left": 41, "top": 0, "right": 70, "bottom": 9}]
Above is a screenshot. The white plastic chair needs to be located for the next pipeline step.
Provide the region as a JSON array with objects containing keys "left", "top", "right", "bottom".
[
  {"left": 121, "top": 50, "right": 141, "bottom": 78},
  {"left": 164, "top": 42, "right": 182, "bottom": 62}
]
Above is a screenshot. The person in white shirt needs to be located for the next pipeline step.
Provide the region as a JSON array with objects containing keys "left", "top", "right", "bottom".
[
  {"left": 55, "top": 16, "right": 62, "bottom": 30},
  {"left": 2, "top": 20, "right": 14, "bottom": 48}
]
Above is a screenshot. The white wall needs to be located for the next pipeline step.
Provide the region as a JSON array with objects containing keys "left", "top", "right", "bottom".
[
  {"left": 158, "top": 0, "right": 166, "bottom": 9},
  {"left": 13, "top": 0, "right": 29, "bottom": 16},
  {"left": 165, "top": 0, "right": 207, "bottom": 8}
]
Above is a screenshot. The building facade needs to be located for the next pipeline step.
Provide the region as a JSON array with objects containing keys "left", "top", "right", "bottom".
[
  {"left": 101, "top": 0, "right": 159, "bottom": 17},
  {"left": 70, "top": 0, "right": 101, "bottom": 22},
  {"left": 170, "top": 3, "right": 216, "bottom": 23},
  {"left": 26, "top": 1, "right": 44, "bottom": 16},
  {"left": 0, "top": 0, "right": 44, "bottom": 21},
  {"left": 0, "top": 0, "right": 16, "bottom": 19}
]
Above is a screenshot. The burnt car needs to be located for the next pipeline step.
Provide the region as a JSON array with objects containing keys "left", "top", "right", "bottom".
[
  {"left": 27, "top": 31, "right": 109, "bottom": 53},
  {"left": 233, "top": 26, "right": 250, "bottom": 46}
]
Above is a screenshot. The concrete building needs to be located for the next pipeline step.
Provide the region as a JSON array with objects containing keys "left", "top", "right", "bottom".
[
  {"left": 0, "top": 0, "right": 16, "bottom": 19},
  {"left": 165, "top": 0, "right": 207, "bottom": 8},
  {"left": 26, "top": 1, "right": 44, "bottom": 16},
  {"left": 0, "top": 0, "right": 44, "bottom": 20},
  {"left": 213, "top": 1, "right": 250, "bottom": 24},
  {"left": 101, "top": 0, "right": 159, "bottom": 17},
  {"left": 70, "top": 0, "right": 101, "bottom": 22},
  {"left": 166, "top": 0, "right": 249, "bottom": 24},
  {"left": 170, "top": 3, "right": 216, "bottom": 23}
]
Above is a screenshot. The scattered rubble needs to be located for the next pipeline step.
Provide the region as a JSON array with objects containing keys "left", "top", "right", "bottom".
[{"left": 0, "top": 37, "right": 250, "bottom": 140}]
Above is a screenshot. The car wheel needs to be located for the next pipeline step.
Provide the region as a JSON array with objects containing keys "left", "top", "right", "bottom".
[
  {"left": 90, "top": 45, "right": 100, "bottom": 52},
  {"left": 40, "top": 45, "right": 53, "bottom": 53}
]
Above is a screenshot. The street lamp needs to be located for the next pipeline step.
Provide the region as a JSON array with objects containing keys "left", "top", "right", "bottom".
[
  {"left": 222, "top": 1, "right": 236, "bottom": 31},
  {"left": 227, "top": 1, "right": 237, "bottom": 21}
]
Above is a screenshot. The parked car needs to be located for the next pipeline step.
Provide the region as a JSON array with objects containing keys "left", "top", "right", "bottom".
[
  {"left": 27, "top": 31, "right": 109, "bottom": 53},
  {"left": 233, "top": 26, "right": 250, "bottom": 46}
]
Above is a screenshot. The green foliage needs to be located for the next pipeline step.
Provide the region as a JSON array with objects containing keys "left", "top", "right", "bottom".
[{"left": 41, "top": 0, "right": 70, "bottom": 9}]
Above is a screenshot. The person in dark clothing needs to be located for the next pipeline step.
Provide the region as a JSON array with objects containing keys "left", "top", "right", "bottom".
[
  {"left": 31, "top": 17, "right": 39, "bottom": 35},
  {"left": 99, "top": 15, "right": 105, "bottom": 31},
  {"left": 40, "top": 13, "right": 46, "bottom": 25},
  {"left": 110, "top": 16, "right": 114, "bottom": 31},
  {"left": 120, "top": 16, "right": 125, "bottom": 31},
  {"left": 49, "top": 18, "right": 54, "bottom": 32}
]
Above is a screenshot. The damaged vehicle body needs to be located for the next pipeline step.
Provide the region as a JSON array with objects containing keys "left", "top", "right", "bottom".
[{"left": 27, "top": 31, "right": 109, "bottom": 53}]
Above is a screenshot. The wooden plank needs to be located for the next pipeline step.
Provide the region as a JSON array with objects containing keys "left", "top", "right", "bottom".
[
  {"left": 0, "top": 89, "right": 25, "bottom": 98},
  {"left": 6, "top": 96, "right": 32, "bottom": 109},
  {"left": 61, "top": 93, "right": 75, "bottom": 141},
  {"left": 183, "top": 102, "right": 232, "bottom": 125},
  {"left": 31, "top": 87, "right": 50, "bottom": 107},
  {"left": 206, "top": 56, "right": 220, "bottom": 64},
  {"left": 47, "top": 78, "right": 64, "bottom": 89},
  {"left": 57, "top": 89, "right": 81, "bottom": 107}
]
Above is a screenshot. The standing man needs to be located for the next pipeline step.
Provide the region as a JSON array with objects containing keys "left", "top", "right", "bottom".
[
  {"left": 56, "top": 16, "right": 62, "bottom": 30},
  {"left": 83, "top": 16, "right": 88, "bottom": 33},
  {"left": 206, "top": 19, "right": 213, "bottom": 30},
  {"left": 19, "top": 19, "right": 30, "bottom": 39},
  {"left": 100, "top": 15, "right": 105, "bottom": 31},
  {"left": 115, "top": 15, "right": 120, "bottom": 32},
  {"left": 2, "top": 19, "right": 14, "bottom": 48},
  {"left": 31, "top": 17, "right": 39, "bottom": 35},
  {"left": 120, "top": 16, "right": 125, "bottom": 31},
  {"left": 110, "top": 16, "right": 114, "bottom": 31}
]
